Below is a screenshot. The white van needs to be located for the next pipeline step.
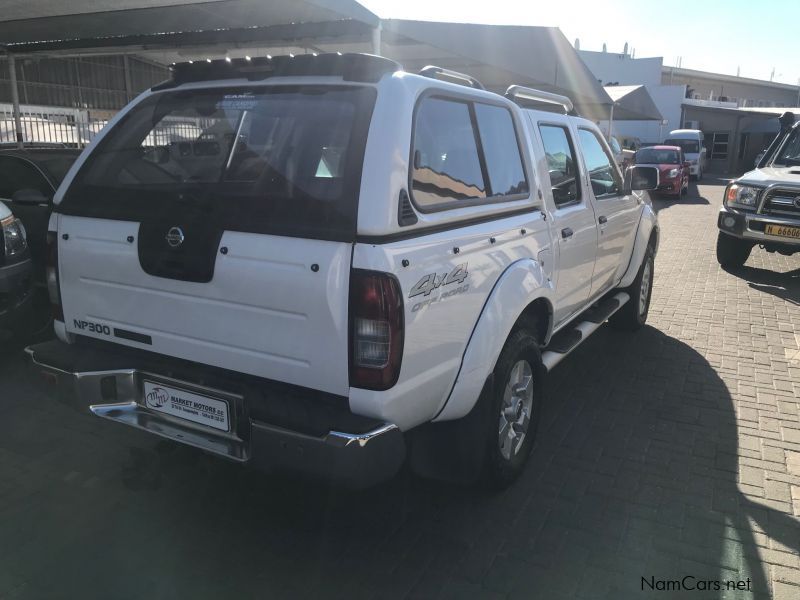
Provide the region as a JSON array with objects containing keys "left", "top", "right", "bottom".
[{"left": 664, "top": 129, "right": 706, "bottom": 180}]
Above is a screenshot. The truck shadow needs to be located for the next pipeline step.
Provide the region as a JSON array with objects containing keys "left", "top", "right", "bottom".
[
  {"left": 72, "top": 325, "right": 791, "bottom": 599},
  {"left": 726, "top": 265, "right": 800, "bottom": 306},
  {"left": 650, "top": 189, "right": 711, "bottom": 214}
]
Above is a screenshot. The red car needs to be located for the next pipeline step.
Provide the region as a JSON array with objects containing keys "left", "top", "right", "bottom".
[{"left": 634, "top": 145, "right": 689, "bottom": 197}]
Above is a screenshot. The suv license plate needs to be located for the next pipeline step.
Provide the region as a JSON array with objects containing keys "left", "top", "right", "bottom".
[
  {"left": 142, "top": 380, "right": 230, "bottom": 432},
  {"left": 765, "top": 224, "right": 800, "bottom": 239}
]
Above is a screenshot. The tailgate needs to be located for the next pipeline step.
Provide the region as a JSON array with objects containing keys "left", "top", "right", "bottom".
[{"left": 58, "top": 215, "right": 352, "bottom": 396}]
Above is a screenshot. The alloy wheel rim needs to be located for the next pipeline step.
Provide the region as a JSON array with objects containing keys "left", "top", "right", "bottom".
[
  {"left": 639, "top": 259, "right": 652, "bottom": 316},
  {"left": 498, "top": 360, "right": 534, "bottom": 460}
]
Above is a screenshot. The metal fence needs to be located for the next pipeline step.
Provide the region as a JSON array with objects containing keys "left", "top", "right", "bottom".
[
  {"left": 0, "top": 55, "right": 168, "bottom": 112},
  {"left": 0, "top": 107, "right": 108, "bottom": 148},
  {"left": 0, "top": 108, "right": 231, "bottom": 149}
]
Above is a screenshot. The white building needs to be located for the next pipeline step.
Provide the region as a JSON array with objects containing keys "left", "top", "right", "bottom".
[{"left": 578, "top": 47, "right": 793, "bottom": 173}]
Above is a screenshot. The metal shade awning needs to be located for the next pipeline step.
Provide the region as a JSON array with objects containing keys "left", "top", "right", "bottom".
[
  {"left": 599, "top": 85, "right": 663, "bottom": 121},
  {"left": 0, "top": 6, "right": 611, "bottom": 113},
  {"left": 0, "top": 0, "right": 380, "bottom": 49},
  {"left": 379, "top": 20, "right": 612, "bottom": 111}
]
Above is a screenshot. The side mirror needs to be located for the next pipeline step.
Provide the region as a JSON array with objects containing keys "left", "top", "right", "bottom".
[
  {"left": 11, "top": 188, "right": 48, "bottom": 205},
  {"left": 624, "top": 165, "right": 659, "bottom": 193}
]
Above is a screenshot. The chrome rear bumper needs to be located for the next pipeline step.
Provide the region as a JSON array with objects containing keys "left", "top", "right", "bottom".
[{"left": 26, "top": 341, "right": 405, "bottom": 488}]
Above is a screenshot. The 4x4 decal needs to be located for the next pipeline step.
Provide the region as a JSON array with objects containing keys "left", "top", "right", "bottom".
[{"left": 409, "top": 263, "right": 469, "bottom": 298}]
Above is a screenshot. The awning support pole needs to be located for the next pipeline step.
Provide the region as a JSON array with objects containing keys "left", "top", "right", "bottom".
[
  {"left": 123, "top": 55, "right": 134, "bottom": 102},
  {"left": 8, "top": 55, "right": 24, "bottom": 149},
  {"left": 608, "top": 103, "right": 615, "bottom": 140},
  {"left": 372, "top": 22, "right": 382, "bottom": 56}
]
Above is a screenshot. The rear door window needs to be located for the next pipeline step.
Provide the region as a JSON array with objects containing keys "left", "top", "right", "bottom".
[
  {"left": 61, "top": 85, "right": 377, "bottom": 241},
  {"left": 411, "top": 96, "right": 529, "bottom": 211},
  {"left": 577, "top": 129, "right": 622, "bottom": 198},
  {"left": 538, "top": 124, "right": 581, "bottom": 207}
]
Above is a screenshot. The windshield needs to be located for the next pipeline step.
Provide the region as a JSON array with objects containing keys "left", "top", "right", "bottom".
[
  {"left": 636, "top": 148, "right": 680, "bottom": 164},
  {"left": 62, "top": 85, "right": 376, "bottom": 241},
  {"left": 664, "top": 139, "right": 699, "bottom": 154},
  {"left": 773, "top": 128, "right": 800, "bottom": 166}
]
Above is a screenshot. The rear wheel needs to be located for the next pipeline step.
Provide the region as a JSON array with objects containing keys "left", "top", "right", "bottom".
[
  {"left": 716, "top": 232, "right": 752, "bottom": 269},
  {"left": 609, "top": 246, "right": 654, "bottom": 331},
  {"left": 484, "top": 329, "right": 544, "bottom": 489}
]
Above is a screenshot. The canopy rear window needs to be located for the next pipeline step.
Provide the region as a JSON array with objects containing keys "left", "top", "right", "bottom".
[{"left": 60, "top": 85, "right": 376, "bottom": 241}]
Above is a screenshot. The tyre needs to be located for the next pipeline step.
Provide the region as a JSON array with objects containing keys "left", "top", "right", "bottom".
[
  {"left": 716, "top": 232, "right": 752, "bottom": 269},
  {"left": 609, "top": 245, "right": 654, "bottom": 331},
  {"left": 483, "top": 328, "right": 544, "bottom": 489}
]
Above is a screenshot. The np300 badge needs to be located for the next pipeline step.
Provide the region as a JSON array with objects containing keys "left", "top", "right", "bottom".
[{"left": 165, "top": 226, "right": 185, "bottom": 248}]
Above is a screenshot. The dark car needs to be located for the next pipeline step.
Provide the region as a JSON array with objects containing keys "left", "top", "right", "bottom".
[
  {"left": 0, "top": 149, "right": 80, "bottom": 337},
  {"left": 634, "top": 145, "right": 689, "bottom": 197},
  {"left": 0, "top": 200, "right": 33, "bottom": 343}
]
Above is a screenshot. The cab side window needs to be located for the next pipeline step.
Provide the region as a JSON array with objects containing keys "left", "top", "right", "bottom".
[
  {"left": 538, "top": 124, "right": 581, "bottom": 207},
  {"left": 577, "top": 128, "right": 622, "bottom": 198},
  {"left": 473, "top": 104, "right": 528, "bottom": 197}
]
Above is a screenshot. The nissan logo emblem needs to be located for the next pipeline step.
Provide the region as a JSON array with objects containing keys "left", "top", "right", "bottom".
[
  {"left": 794, "top": 196, "right": 800, "bottom": 209},
  {"left": 165, "top": 226, "right": 185, "bottom": 248}
]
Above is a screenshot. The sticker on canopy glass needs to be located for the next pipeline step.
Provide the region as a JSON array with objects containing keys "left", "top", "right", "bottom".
[{"left": 216, "top": 94, "right": 258, "bottom": 111}]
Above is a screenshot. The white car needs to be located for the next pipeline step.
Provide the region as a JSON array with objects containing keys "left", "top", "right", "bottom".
[{"left": 27, "top": 54, "right": 659, "bottom": 488}]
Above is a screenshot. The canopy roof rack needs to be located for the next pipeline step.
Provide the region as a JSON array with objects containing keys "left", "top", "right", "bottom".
[
  {"left": 505, "top": 85, "right": 575, "bottom": 115},
  {"left": 419, "top": 66, "right": 485, "bottom": 90},
  {"left": 155, "top": 53, "right": 401, "bottom": 90}
]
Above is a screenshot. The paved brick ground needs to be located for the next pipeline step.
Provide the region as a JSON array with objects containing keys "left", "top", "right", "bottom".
[{"left": 0, "top": 179, "right": 798, "bottom": 599}]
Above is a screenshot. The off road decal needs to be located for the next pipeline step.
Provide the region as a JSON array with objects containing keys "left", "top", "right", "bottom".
[
  {"left": 409, "top": 263, "right": 469, "bottom": 298},
  {"left": 409, "top": 263, "right": 470, "bottom": 312}
]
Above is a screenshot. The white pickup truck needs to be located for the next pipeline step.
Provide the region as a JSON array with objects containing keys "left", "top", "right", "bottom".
[{"left": 27, "top": 54, "right": 660, "bottom": 488}]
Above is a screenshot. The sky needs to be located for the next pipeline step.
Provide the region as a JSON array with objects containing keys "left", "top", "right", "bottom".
[{"left": 360, "top": 0, "right": 799, "bottom": 85}]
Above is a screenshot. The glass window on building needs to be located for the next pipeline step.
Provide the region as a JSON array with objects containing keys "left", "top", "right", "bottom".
[{"left": 707, "top": 133, "right": 729, "bottom": 160}]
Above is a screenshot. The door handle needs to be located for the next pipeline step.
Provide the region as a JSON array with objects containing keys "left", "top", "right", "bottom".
[
  {"left": 598, "top": 215, "right": 608, "bottom": 225},
  {"left": 561, "top": 227, "right": 573, "bottom": 239}
]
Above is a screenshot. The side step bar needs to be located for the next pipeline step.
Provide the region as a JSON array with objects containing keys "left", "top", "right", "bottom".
[{"left": 542, "top": 292, "right": 630, "bottom": 372}]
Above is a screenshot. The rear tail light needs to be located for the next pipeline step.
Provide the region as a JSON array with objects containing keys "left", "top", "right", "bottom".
[
  {"left": 45, "top": 231, "right": 63, "bottom": 321},
  {"left": 349, "top": 270, "right": 404, "bottom": 390}
]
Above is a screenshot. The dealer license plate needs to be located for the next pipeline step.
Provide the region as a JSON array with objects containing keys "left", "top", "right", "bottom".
[
  {"left": 142, "top": 380, "right": 230, "bottom": 432},
  {"left": 765, "top": 224, "right": 800, "bottom": 239}
]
